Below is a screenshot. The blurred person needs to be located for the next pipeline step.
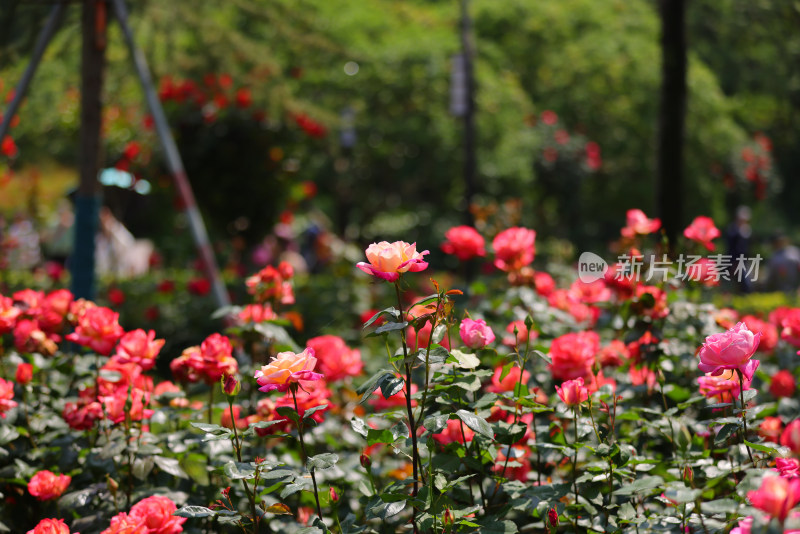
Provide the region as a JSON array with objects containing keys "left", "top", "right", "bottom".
[
  {"left": 96, "top": 207, "right": 153, "bottom": 278},
  {"left": 42, "top": 199, "right": 75, "bottom": 267},
  {"left": 765, "top": 232, "right": 800, "bottom": 293},
  {"left": 725, "top": 206, "right": 753, "bottom": 293},
  {"left": 6, "top": 212, "right": 41, "bottom": 270}
]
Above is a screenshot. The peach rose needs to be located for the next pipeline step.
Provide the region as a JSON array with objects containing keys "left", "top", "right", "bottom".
[
  {"left": 129, "top": 495, "right": 187, "bottom": 534},
  {"left": 357, "top": 241, "right": 429, "bottom": 282},
  {"left": 255, "top": 348, "right": 323, "bottom": 392},
  {"left": 556, "top": 377, "right": 588, "bottom": 407},
  {"left": 26, "top": 518, "right": 71, "bottom": 534}
]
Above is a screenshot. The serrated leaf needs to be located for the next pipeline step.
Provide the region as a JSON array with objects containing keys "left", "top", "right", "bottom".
[
  {"left": 714, "top": 423, "right": 739, "bottom": 444},
  {"left": 423, "top": 414, "right": 450, "bottom": 434},
  {"left": 366, "top": 321, "right": 409, "bottom": 337},
  {"left": 745, "top": 439, "right": 790, "bottom": 456},
  {"left": 276, "top": 406, "right": 300, "bottom": 423},
  {"left": 307, "top": 453, "right": 339, "bottom": 471},
  {"left": 380, "top": 376, "right": 405, "bottom": 399},
  {"left": 363, "top": 307, "right": 400, "bottom": 328},
  {"left": 613, "top": 476, "right": 663, "bottom": 496},
  {"left": 303, "top": 404, "right": 328, "bottom": 419},
  {"left": 242, "top": 420, "right": 284, "bottom": 437},
  {"left": 367, "top": 428, "right": 395, "bottom": 446},
  {"left": 132, "top": 456, "right": 155, "bottom": 480},
  {"left": 190, "top": 422, "right": 232, "bottom": 436},
  {"left": 701, "top": 498, "right": 739, "bottom": 514},
  {"left": 449, "top": 350, "right": 480, "bottom": 369},
  {"left": 455, "top": 410, "right": 493, "bottom": 439},
  {"left": 174, "top": 505, "right": 215, "bottom": 518},
  {"left": 351, "top": 417, "right": 368, "bottom": 438},
  {"left": 224, "top": 461, "right": 256, "bottom": 480},
  {"left": 154, "top": 456, "right": 188, "bottom": 479},
  {"left": 356, "top": 370, "right": 395, "bottom": 403}
]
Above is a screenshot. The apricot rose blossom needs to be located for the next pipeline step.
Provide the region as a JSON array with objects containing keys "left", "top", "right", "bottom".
[
  {"left": 357, "top": 241, "right": 429, "bottom": 282},
  {"left": 255, "top": 348, "right": 323, "bottom": 392}
]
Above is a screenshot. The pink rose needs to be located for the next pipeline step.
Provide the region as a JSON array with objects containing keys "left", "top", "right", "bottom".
[
  {"left": 492, "top": 227, "right": 536, "bottom": 272},
  {"left": 27, "top": 518, "right": 71, "bottom": 534},
  {"left": 129, "top": 495, "right": 187, "bottom": 534},
  {"left": 0, "top": 294, "right": 21, "bottom": 334},
  {"left": 620, "top": 209, "right": 661, "bottom": 238},
  {"left": 776, "top": 458, "right": 800, "bottom": 479},
  {"left": 781, "top": 309, "right": 800, "bottom": 348},
  {"left": 747, "top": 475, "right": 800, "bottom": 522},
  {"left": 698, "top": 370, "right": 750, "bottom": 404},
  {"left": 459, "top": 318, "right": 495, "bottom": 349},
  {"left": 683, "top": 216, "right": 720, "bottom": 251},
  {"left": 115, "top": 329, "right": 165, "bottom": 371},
  {"left": 357, "top": 241, "right": 429, "bottom": 282},
  {"left": 28, "top": 470, "right": 71, "bottom": 501},
  {"left": 16, "top": 362, "right": 33, "bottom": 385},
  {"left": 556, "top": 377, "right": 588, "bottom": 407},
  {"left": 698, "top": 322, "right": 761, "bottom": 381},
  {"left": 0, "top": 378, "right": 17, "bottom": 418},
  {"left": 306, "top": 335, "right": 363, "bottom": 382},
  {"left": 781, "top": 420, "right": 800, "bottom": 455},
  {"left": 548, "top": 331, "right": 599, "bottom": 382},
  {"left": 66, "top": 305, "right": 124, "bottom": 355},
  {"left": 770, "top": 370, "right": 796, "bottom": 398},
  {"left": 441, "top": 226, "right": 486, "bottom": 261},
  {"left": 533, "top": 271, "right": 556, "bottom": 297},
  {"left": 101, "top": 512, "right": 148, "bottom": 534},
  {"left": 255, "top": 348, "right": 323, "bottom": 392}
]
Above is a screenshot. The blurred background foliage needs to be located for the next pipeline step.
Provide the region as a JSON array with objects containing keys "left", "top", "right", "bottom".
[{"left": 0, "top": 0, "right": 798, "bottom": 257}]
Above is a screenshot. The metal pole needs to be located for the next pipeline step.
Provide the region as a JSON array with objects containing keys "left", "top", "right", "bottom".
[
  {"left": 110, "top": 0, "right": 230, "bottom": 310},
  {"left": 0, "top": 2, "right": 65, "bottom": 142}
]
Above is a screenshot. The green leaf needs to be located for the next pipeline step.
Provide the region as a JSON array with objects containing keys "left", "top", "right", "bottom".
[
  {"left": 744, "top": 439, "right": 790, "bottom": 456},
  {"left": 174, "top": 505, "right": 215, "bottom": 518},
  {"left": 380, "top": 376, "right": 405, "bottom": 399},
  {"left": 612, "top": 476, "right": 663, "bottom": 496},
  {"left": 473, "top": 519, "right": 518, "bottom": 533},
  {"left": 418, "top": 346, "right": 450, "bottom": 365},
  {"left": 307, "top": 453, "right": 339, "bottom": 471},
  {"left": 455, "top": 410, "right": 493, "bottom": 440},
  {"left": 190, "top": 422, "right": 233, "bottom": 440},
  {"left": 132, "top": 456, "right": 155, "bottom": 480},
  {"left": 351, "top": 417, "right": 368, "bottom": 438},
  {"left": 714, "top": 423, "right": 740, "bottom": 444},
  {"left": 363, "top": 307, "right": 400, "bottom": 328},
  {"left": 356, "top": 370, "right": 395, "bottom": 403},
  {"left": 701, "top": 498, "right": 739, "bottom": 514},
  {"left": 154, "top": 456, "right": 188, "bottom": 479},
  {"left": 242, "top": 420, "right": 284, "bottom": 437},
  {"left": 276, "top": 406, "right": 300, "bottom": 423},
  {"left": 223, "top": 461, "right": 256, "bottom": 479},
  {"left": 366, "top": 321, "right": 409, "bottom": 337},
  {"left": 303, "top": 404, "right": 328, "bottom": 419},
  {"left": 449, "top": 349, "right": 481, "bottom": 369},
  {"left": 423, "top": 414, "right": 450, "bottom": 434}
]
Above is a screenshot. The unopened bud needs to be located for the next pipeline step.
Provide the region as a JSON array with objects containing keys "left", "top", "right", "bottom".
[
  {"left": 443, "top": 508, "right": 454, "bottom": 527},
  {"left": 106, "top": 475, "right": 119, "bottom": 497},
  {"left": 329, "top": 487, "right": 339, "bottom": 503},
  {"left": 222, "top": 374, "right": 240, "bottom": 396},
  {"left": 683, "top": 465, "right": 693, "bottom": 483},
  {"left": 548, "top": 507, "right": 559, "bottom": 528},
  {"left": 360, "top": 453, "right": 371, "bottom": 469}
]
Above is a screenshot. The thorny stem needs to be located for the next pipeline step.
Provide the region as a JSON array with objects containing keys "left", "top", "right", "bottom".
[
  {"left": 230, "top": 400, "right": 259, "bottom": 533},
  {"left": 395, "top": 282, "right": 420, "bottom": 534},
  {"left": 572, "top": 407, "right": 580, "bottom": 505},
  {"left": 291, "top": 387, "right": 323, "bottom": 524},
  {"left": 735, "top": 369, "right": 756, "bottom": 466},
  {"left": 490, "top": 332, "right": 532, "bottom": 505}
]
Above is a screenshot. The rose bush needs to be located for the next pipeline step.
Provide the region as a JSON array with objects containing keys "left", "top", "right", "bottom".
[{"left": 1, "top": 215, "right": 800, "bottom": 533}]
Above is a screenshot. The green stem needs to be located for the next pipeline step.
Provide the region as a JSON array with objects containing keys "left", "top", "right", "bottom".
[
  {"left": 230, "top": 400, "right": 259, "bottom": 533},
  {"left": 395, "top": 282, "right": 419, "bottom": 534},
  {"left": 573, "top": 407, "right": 579, "bottom": 504},
  {"left": 735, "top": 369, "right": 756, "bottom": 466},
  {"left": 208, "top": 386, "right": 214, "bottom": 425},
  {"left": 292, "top": 387, "right": 323, "bottom": 524}
]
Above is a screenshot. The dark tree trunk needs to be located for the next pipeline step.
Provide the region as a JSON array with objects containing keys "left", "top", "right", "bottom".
[
  {"left": 656, "top": 0, "right": 687, "bottom": 251},
  {"left": 460, "top": 0, "right": 476, "bottom": 227},
  {"left": 71, "top": 0, "right": 107, "bottom": 300}
]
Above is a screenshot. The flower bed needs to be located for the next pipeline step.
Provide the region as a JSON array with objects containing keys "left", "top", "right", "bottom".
[{"left": 1, "top": 212, "right": 800, "bottom": 533}]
